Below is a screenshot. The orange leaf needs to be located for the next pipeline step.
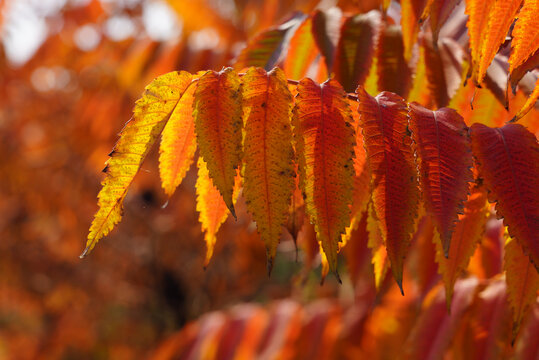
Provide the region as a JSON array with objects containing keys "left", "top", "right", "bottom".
[
  {"left": 465, "top": 0, "right": 495, "bottom": 84},
  {"left": 235, "top": 15, "right": 304, "bottom": 70},
  {"left": 333, "top": 12, "right": 377, "bottom": 92},
  {"left": 476, "top": 0, "right": 523, "bottom": 84},
  {"left": 294, "top": 78, "right": 355, "bottom": 276},
  {"left": 196, "top": 158, "right": 239, "bottom": 267},
  {"left": 366, "top": 204, "right": 389, "bottom": 292},
  {"left": 283, "top": 17, "right": 320, "bottom": 80},
  {"left": 85, "top": 71, "right": 193, "bottom": 256},
  {"left": 242, "top": 67, "right": 295, "bottom": 270},
  {"left": 435, "top": 186, "right": 489, "bottom": 309},
  {"left": 470, "top": 123, "right": 539, "bottom": 271},
  {"left": 509, "top": 0, "right": 539, "bottom": 74},
  {"left": 376, "top": 24, "right": 411, "bottom": 98},
  {"left": 342, "top": 100, "right": 371, "bottom": 245},
  {"left": 409, "top": 104, "right": 473, "bottom": 255},
  {"left": 509, "top": 49, "right": 539, "bottom": 93},
  {"left": 159, "top": 74, "right": 197, "bottom": 197},
  {"left": 400, "top": 0, "right": 429, "bottom": 62},
  {"left": 193, "top": 68, "right": 243, "bottom": 217},
  {"left": 511, "top": 76, "right": 539, "bottom": 122},
  {"left": 505, "top": 237, "right": 539, "bottom": 342},
  {"left": 357, "top": 87, "right": 420, "bottom": 291}
]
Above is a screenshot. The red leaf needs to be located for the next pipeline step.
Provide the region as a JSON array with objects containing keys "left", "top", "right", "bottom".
[
  {"left": 357, "top": 87, "right": 420, "bottom": 291},
  {"left": 294, "top": 78, "right": 355, "bottom": 275},
  {"left": 470, "top": 123, "right": 539, "bottom": 272},
  {"left": 409, "top": 104, "right": 473, "bottom": 255}
]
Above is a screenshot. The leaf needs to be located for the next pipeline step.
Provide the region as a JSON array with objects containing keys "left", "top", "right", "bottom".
[
  {"left": 511, "top": 76, "right": 539, "bottom": 122},
  {"left": 409, "top": 103, "right": 473, "bottom": 255},
  {"left": 400, "top": 0, "right": 429, "bottom": 62},
  {"left": 423, "top": 37, "right": 465, "bottom": 108},
  {"left": 505, "top": 237, "right": 539, "bottom": 342},
  {"left": 376, "top": 24, "right": 411, "bottom": 98},
  {"left": 234, "top": 14, "right": 304, "bottom": 70},
  {"left": 193, "top": 68, "right": 243, "bottom": 217},
  {"left": 84, "top": 71, "right": 193, "bottom": 257},
  {"left": 509, "top": 49, "right": 539, "bottom": 93},
  {"left": 404, "top": 278, "right": 479, "bottom": 360},
  {"left": 509, "top": 0, "right": 539, "bottom": 74},
  {"left": 283, "top": 18, "right": 320, "bottom": 80},
  {"left": 311, "top": 8, "right": 342, "bottom": 73},
  {"left": 476, "top": 0, "right": 523, "bottom": 84},
  {"left": 421, "top": 0, "right": 462, "bottom": 45},
  {"left": 242, "top": 67, "right": 295, "bottom": 271},
  {"left": 196, "top": 158, "right": 240, "bottom": 267},
  {"left": 158, "top": 74, "right": 197, "bottom": 197},
  {"left": 357, "top": 87, "right": 420, "bottom": 292},
  {"left": 333, "top": 12, "right": 377, "bottom": 92},
  {"left": 294, "top": 78, "right": 355, "bottom": 275},
  {"left": 342, "top": 100, "right": 371, "bottom": 245},
  {"left": 366, "top": 204, "right": 389, "bottom": 292},
  {"left": 470, "top": 123, "right": 539, "bottom": 272},
  {"left": 465, "top": 0, "right": 494, "bottom": 84},
  {"left": 435, "top": 186, "right": 489, "bottom": 310}
]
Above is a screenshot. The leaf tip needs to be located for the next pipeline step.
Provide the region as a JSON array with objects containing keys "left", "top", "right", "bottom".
[
  {"left": 228, "top": 204, "right": 237, "bottom": 220},
  {"left": 396, "top": 277, "right": 404, "bottom": 296},
  {"left": 266, "top": 256, "right": 274, "bottom": 278},
  {"left": 334, "top": 269, "right": 342, "bottom": 284}
]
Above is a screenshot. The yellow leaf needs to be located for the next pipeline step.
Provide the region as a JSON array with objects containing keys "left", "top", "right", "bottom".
[
  {"left": 196, "top": 158, "right": 240, "bottom": 266},
  {"left": 84, "top": 71, "right": 193, "bottom": 257}
]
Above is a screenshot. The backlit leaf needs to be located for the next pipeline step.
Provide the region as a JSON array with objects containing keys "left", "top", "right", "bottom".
[
  {"left": 367, "top": 204, "right": 389, "bottom": 292},
  {"left": 242, "top": 67, "right": 295, "bottom": 270},
  {"left": 376, "top": 24, "right": 411, "bottom": 98},
  {"left": 193, "top": 68, "right": 243, "bottom": 217},
  {"left": 196, "top": 158, "right": 232, "bottom": 266},
  {"left": 85, "top": 70, "right": 193, "bottom": 256},
  {"left": 509, "top": 49, "right": 539, "bottom": 93},
  {"left": 470, "top": 123, "right": 539, "bottom": 271},
  {"left": 283, "top": 18, "right": 320, "bottom": 80},
  {"left": 235, "top": 15, "right": 304, "bottom": 70},
  {"left": 400, "top": 0, "right": 429, "bottom": 62},
  {"left": 333, "top": 12, "right": 377, "bottom": 92},
  {"left": 508, "top": 0, "right": 539, "bottom": 74},
  {"left": 158, "top": 73, "right": 197, "bottom": 197},
  {"left": 311, "top": 8, "right": 342, "bottom": 73},
  {"left": 421, "top": 0, "right": 462, "bottom": 45},
  {"left": 294, "top": 78, "right": 355, "bottom": 275},
  {"left": 409, "top": 104, "right": 472, "bottom": 255},
  {"left": 511, "top": 77, "right": 539, "bottom": 122},
  {"left": 435, "top": 186, "right": 489, "bottom": 309},
  {"left": 477, "top": 0, "right": 523, "bottom": 84},
  {"left": 357, "top": 87, "right": 420, "bottom": 291},
  {"left": 465, "top": 0, "right": 494, "bottom": 84},
  {"left": 505, "top": 237, "right": 539, "bottom": 341},
  {"left": 342, "top": 100, "right": 371, "bottom": 245}
]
